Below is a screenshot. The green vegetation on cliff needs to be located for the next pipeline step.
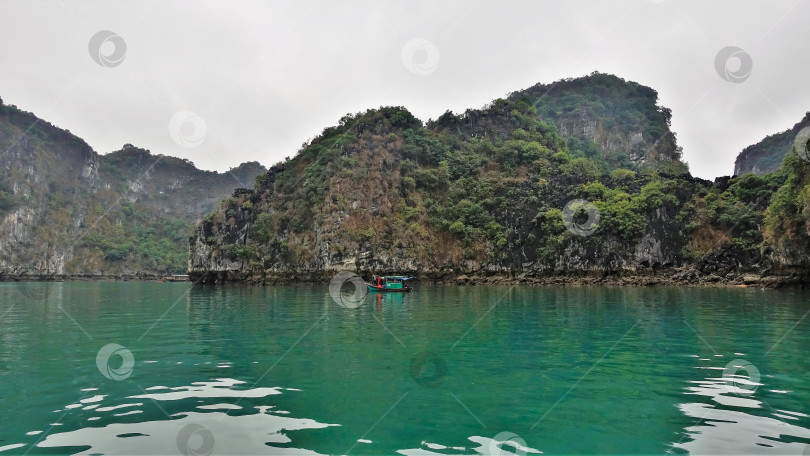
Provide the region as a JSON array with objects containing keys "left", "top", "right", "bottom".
[
  {"left": 0, "top": 178, "right": 15, "bottom": 216},
  {"left": 4, "top": 72, "right": 808, "bottom": 281},
  {"left": 191, "top": 75, "right": 810, "bottom": 282},
  {"left": 734, "top": 112, "right": 810, "bottom": 176},
  {"left": 509, "top": 72, "right": 682, "bottom": 171},
  {"left": 765, "top": 150, "right": 810, "bottom": 257},
  {"left": 0, "top": 101, "right": 266, "bottom": 276},
  {"left": 191, "top": 75, "right": 714, "bottom": 279}
]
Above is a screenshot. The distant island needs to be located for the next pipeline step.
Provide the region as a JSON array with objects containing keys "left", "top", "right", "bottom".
[
  {"left": 1, "top": 73, "right": 808, "bottom": 287},
  {"left": 0, "top": 98, "right": 266, "bottom": 277},
  {"left": 735, "top": 112, "right": 810, "bottom": 176}
]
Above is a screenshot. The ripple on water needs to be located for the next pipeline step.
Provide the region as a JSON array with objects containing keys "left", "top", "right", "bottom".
[
  {"left": 0, "top": 443, "right": 26, "bottom": 453},
  {"left": 398, "top": 435, "right": 543, "bottom": 455},
  {"left": 128, "top": 378, "right": 280, "bottom": 401},
  {"left": 674, "top": 360, "right": 810, "bottom": 454},
  {"left": 95, "top": 403, "right": 142, "bottom": 412},
  {"left": 34, "top": 378, "right": 338, "bottom": 455}
]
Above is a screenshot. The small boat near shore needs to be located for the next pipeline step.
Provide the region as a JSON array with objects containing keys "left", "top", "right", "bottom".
[
  {"left": 366, "top": 275, "right": 413, "bottom": 292},
  {"left": 164, "top": 274, "right": 190, "bottom": 282}
]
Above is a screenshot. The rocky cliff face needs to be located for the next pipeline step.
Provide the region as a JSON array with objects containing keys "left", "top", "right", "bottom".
[
  {"left": 0, "top": 101, "right": 266, "bottom": 277},
  {"left": 188, "top": 76, "right": 809, "bottom": 287},
  {"left": 511, "top": 72, "right": 683, "bottom": 169},
  {"left": 734, "top": 112, "right": 810, "bottom": 176},
  {"left": 98, "top": 145, "right": 266, "bottom": 223},
  {"left": 191, "top": 169, "right": 700, "bottom": 283},
  {"left": 0, "top": 104, "right": 97, "bottom": 275}
]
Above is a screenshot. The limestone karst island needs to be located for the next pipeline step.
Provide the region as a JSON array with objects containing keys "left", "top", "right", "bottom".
[{"left": 1, "top": 1, "right": 809, "bottom": 455}]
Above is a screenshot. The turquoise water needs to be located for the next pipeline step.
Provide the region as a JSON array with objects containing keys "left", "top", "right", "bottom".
[{"left": 1, "top": 282, "right": 809, "bottom": 455}]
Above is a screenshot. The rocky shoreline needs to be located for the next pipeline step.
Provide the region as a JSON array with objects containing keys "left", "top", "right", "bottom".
[
  {"left": 3, "top": 268, "right": 807, "bottom": 289},
  {"left": 0, "top": 273, "right": 176, "bottom": 282},
  {"left": 186, "top": 267, "right": 809, "bottom": 289},
  {"left": 444, "top": 270, "right": 807, "bottom": 288}
]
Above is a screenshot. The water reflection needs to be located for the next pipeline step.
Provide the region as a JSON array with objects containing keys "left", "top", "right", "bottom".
[
  {"left": 398, "top": 435, "right": 543, "bottom": 455},
  {"left": 35, "top": 378, "right": 337, "bottom": 455},
  {"left": 673, "top": 361, "right": 810, "bottom": 454}
]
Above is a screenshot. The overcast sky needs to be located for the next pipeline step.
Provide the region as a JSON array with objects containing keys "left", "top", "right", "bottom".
[{"left": 1, "top": 0, "right": 808, "bottom": 179}]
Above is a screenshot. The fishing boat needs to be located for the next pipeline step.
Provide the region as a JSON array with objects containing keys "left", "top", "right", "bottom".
[
  {"left": 367, "top": 275, "right": 413, "bottom": 292},
  {"left": 165, "top": 274, "right": 190, "bottom": 282}
]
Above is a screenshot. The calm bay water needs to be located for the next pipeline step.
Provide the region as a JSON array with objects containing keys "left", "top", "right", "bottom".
[{"left": 1, "top": 282, "right": 809, "bottom": 455}]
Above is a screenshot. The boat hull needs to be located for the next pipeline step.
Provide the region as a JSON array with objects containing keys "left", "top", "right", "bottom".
[{"left": 367, "top": 284, "right": 412, "bottom": 292}]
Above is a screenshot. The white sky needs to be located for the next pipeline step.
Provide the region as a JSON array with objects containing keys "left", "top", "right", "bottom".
[{"left": 1, "top": 0, "right": 808, "bottom": 179}]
